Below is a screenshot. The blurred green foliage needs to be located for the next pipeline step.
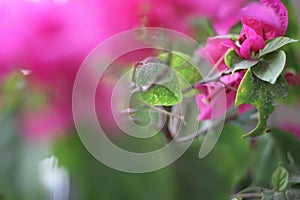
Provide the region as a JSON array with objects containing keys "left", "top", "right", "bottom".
[{"left": 51, "top": 123, "right": 252, "bottom": 200}]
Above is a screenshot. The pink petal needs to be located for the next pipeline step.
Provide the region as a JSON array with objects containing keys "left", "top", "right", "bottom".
[
  {"left": 221, "top": 39, "right": 243, "bottom": 57},
  {"left": 240, "top": 35, "right": 265, "bottom": 59},
  {"left": 213, "top": 12, "right": 240, "bottom": 35},
  {"left": 22, "top": 105, "right": 72, "bottom": 141},
  {"left": 196, "top": 37, "right": 231, "bottom": 72},
  {"left": 195, "top": 72, "right": 245, "bottom": 120},
  {"left": 260, "top": 0, "right": 288, "bottom": 36},
  {"left": 239, "top": 24, "right": 262, "bottom": 43},
  {"left": 220, "top": 71, "right": 244, "bottom": 84},
  {"left": 195, "top": 82, "right": 227, "bottom": 120},
  {"left": 241, "top": 3, "right": 285, "bottom": 40},
  {"left": 181, "top": 0, "right": 246, "bottom": 34}
]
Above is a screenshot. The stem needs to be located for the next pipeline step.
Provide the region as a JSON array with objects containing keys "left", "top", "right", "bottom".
[
  {"left": 196, "top": 70, "right": 232, "bottom": 85},
  {"left": 218, "top": 80, "right": 238, "bottom": 92},
  {"left": 174, "top": 113, "right": 237, "bottom": 142},
  {"left": 165, "top": 52, "right": 173, "bottom": 66},
  {"left": 161, "top": 106, "right": 173, "bottom": 141},
  {"left": 144, "top": 104, "right": 185, "bottom": 122}
]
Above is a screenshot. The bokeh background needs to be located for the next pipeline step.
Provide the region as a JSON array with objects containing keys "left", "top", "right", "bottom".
[{"left": 1, "top": 0, "right": 300, "bottom": 199}]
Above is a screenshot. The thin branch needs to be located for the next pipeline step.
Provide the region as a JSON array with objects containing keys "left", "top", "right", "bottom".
[
  {"left": 218, "top": 80, "right": 238, "bottom": 92},
  {"left": 145, "top": 104, "right": 185, "bottom": 122},
  {"left": 169, "top": 104, "right": 183, "bottom": 138},
  {"left": 161, "top": 106, "right": 173, "bottom": 141},
  {"left": 165, "top": 51, "right": 173, "bottom": 66},
  {"left": 195, "top": 70, "right": 232, "bottom": 85},
  {"left": 206, "top": 54, "right": 226, "bottom": 78},
  {"left": 182, "top": 86, "right": 194, "bottom": 94},
  {"left": 174, "top": 113, "right": 237, "bottom": 142}
]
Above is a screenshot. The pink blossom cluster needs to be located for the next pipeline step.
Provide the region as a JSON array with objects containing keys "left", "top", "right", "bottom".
[
  {"left": 195, "top": 0, "right": 288, "bottom": 120},
  {"left": 228, "top": 0, "right": 288, "bottom": 59}
]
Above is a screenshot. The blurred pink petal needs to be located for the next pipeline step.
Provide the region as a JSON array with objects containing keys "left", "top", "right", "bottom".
[
  {"left": 281, "top": 123, "right": 300, "bottom": 139},
  {"left": 195, "top": 82, "right": 226, "bottom": 120},
  {"left": 196, "top": 37, "right": 231, "bottom": 72},
  {"left": 178, "top": 0, "right": 246, "bottom": 34},
  {"left": 22, "top": 105, "right": 72, "bottom": 141},
  {"left": 269, "top": 103, "right": 300, "bottom": 140},
  {"left": 213, "top": 14, "right": 241, "bottom": 35},
  {"left": 3, "top": 0, "right": 224, "bottom": 139},
  {"left": 195, "top": 72, "right": 247, "bottom": 120},
  {"left": 284, "top": 71, "right": 297, "bottom": 86}
]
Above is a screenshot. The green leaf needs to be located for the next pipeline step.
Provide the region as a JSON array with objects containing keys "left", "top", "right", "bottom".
[
  {"left": 235, "top": 70, "right": 288, "bottom": 137},
  {"left": 224, "top": 49, "right": 259, "bottom": 74},
  {"left": 259, "top": 37, "right": 298, "bottom": 57},
  {"left": 158, "top": 52, "right": 202, "bottom": 85},
  {"left": 128, "top": 93, "right": 152, "bottom": 127},
  {"left": 252, "top": 50, "right": 286, "bottom": 84},
  {"left": 137, "top": 85, "right": 180, "bottom": 106},
  {"left": 272, "top": 166, "right": 289, "bottom": 192},
  {"left": 136, "top": 62, "right": 182, "bottom": 106}
]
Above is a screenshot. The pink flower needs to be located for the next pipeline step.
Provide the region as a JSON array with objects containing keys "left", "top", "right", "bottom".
[
  {"left": 195, "top": 71, "right": 253, "bottom": 120},
  {"left": 195, "top": 38, "right": 253, "bottom": 120},
  {"left": 241, "top": 0, "right": 288, "bottom": 40},
  {"left": 221, "top": 0, "right": 288, "bottom": 60},
  {"left": 239, "top": 25, "right": 265, "bottom": 60},
  {"left": 195, "top": 72, "right": 248, "bottom": 120}
]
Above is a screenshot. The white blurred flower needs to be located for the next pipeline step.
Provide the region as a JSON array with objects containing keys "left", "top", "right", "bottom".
[{"left": 38, "top": 156, "right": 70, "bottom": 200}]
